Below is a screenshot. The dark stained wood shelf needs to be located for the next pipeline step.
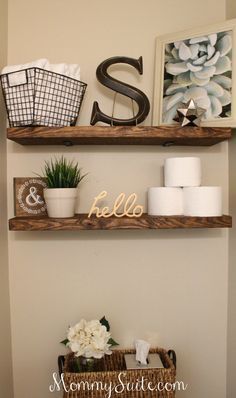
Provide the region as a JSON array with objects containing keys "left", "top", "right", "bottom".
[
  {"left": 7, "top": 126, "right": 232, "bottom": 146},
  {"left": 9, "top": 214, "right": 232, "bottom": 231}
]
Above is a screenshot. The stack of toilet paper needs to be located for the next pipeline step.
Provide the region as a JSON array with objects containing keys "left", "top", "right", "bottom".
[{"left": 148, "top": 157, "right": 222, "bottom": 217}]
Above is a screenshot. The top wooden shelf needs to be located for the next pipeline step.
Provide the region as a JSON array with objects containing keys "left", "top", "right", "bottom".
[{"left": 7, "top": 126, "right": 232, "bottom": 146}]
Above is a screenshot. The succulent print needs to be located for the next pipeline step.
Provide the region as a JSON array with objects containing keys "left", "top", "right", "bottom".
[{"left": 162, "top": 30, "right": 232, "bottom": 123}]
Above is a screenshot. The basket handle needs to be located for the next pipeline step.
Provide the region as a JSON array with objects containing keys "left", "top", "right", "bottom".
[
  {"left": 168, "top": 350, "right": 177, "bottom": 369},
  {"left": 58, "top": 355, "right": 65, "bottom": 375}
]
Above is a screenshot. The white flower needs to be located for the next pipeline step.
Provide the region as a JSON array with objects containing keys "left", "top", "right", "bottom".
[{"left": 66, "top": 319, "right": 112, "bottom": 359}]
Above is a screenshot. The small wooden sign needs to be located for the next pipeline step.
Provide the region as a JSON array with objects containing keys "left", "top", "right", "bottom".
[
  {"left": 88, "top": 190, "right": 144, "bottom": 218},
  {"left": 14, "top": 177, "right": 47, "bottom": 217}
]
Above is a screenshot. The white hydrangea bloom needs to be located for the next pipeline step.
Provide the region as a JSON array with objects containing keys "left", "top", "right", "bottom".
[{"left": 66, "top": 319, "right": 112, "bottom": 359}]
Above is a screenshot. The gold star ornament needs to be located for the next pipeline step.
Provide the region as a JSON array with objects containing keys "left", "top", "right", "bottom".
[{"left": 174, "top": 99, "right": 206, "bottom": 127}]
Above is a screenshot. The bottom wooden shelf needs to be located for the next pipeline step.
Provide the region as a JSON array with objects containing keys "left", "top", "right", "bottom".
[{"left": 9, "top": 214, "right": 232, "bottom": 231}]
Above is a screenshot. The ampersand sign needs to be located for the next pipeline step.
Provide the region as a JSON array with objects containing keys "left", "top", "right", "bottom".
[
  {"left": 14, "top": 177, "right": 47, "bottom": 217},
  {"left": 90, "top": 56, "right": 150, "bottom": 126},
  {"left": 26, "top": 186, "right": 44, "bottom": 207}
]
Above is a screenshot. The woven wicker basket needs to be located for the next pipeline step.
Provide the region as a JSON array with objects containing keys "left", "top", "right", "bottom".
[{"left": 59, "top": 348, "right": 176, "bottom": 398}]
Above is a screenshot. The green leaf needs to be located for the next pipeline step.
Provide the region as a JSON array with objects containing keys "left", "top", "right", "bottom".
[
  {"left": 108, "top": 337, "right": 119, "bottom": 346},
  {"left": 60, "top": 338, "right": 69, "bottom": 346},
  {"left": 100, "top": 316, "right": 110, "bottom": 331},
  {"left": 73, "top": 357, "right": 82, "bottom": 372}
]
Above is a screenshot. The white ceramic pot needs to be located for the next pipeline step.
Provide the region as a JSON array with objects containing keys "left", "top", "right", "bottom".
[{"left": 44, "top": 188, "right": 78, "bottom": 218}]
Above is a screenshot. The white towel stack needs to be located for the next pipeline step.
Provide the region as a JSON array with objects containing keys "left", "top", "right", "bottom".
[
  {"left": 148, "top": 157, "right": 222, "bottom": 217},
  {"left": 1, "top": 58, "right": 81, "bottom": 81}
]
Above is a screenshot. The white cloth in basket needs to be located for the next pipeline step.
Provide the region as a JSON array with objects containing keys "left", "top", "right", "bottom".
[
  {"left": 49, "top": 63, "right": 80, "bottom": 80},
  {"left": 1, "top": 59, "right": 81, "bottom": 81}
]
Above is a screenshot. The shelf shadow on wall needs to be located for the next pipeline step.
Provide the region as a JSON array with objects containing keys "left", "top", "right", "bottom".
[
  {"left": 12, "top": 228, "right": 226, "bottom": 242},
  {"left": 8, "top": 141, "right": 227, "bottom": 156}
]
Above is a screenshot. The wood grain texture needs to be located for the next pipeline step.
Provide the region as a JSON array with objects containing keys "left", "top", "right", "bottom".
[
  {"left": 7, "top": 126, "right": 232, "bottom": 146},
  {"left": 9, "top": 214, "right": 232, "bottom": 231}
]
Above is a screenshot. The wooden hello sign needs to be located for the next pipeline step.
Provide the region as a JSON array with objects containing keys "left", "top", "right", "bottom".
[{"left": 88, "top": 191, "right": 144, "bottom": 218}]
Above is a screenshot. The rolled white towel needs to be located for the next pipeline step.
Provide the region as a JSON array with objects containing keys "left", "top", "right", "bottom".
[
  {"left": 1, "top": 59, "right": 50, "bottom": 87},
  {"left": 49, "top": 63, "right": 67, "bottom": 75},
  {"left": 50, "top": 62, "right": 80, "bottom": 80},
  {"left": 67, "top": 64, "right": 80, "bottom": 80},
  {"left": 2, "top": 59, "right": 81, "bottom": 81},
  {"left": 1, "top": 58, "right": 49, "bottom": 74}
]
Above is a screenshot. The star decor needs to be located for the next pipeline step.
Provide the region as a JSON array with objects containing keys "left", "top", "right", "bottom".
[{"left": 174, "top": 99, "right": 206, "bottom": 127}]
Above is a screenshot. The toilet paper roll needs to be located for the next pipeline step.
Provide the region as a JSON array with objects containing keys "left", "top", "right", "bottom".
[
  {"left": 148, "top": 187, "right": 183, "bottom": 216},
  {"left": 183, "top": 186, "right": 222, "bottom": 216},
  {"left": 164, "top": 157, "right": 201, "bottom": 187}
]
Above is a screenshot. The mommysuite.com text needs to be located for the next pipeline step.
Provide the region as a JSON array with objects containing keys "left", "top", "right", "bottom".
[{"left": 49, "top": 372, "right": 188, "bottom": 397}]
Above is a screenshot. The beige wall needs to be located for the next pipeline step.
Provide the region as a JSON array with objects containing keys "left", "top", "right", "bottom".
[
  {"left": 227, "top": 0, "right": 236, "bottom": 19},
  {"left": 226, "top": 2, "right": 236, "bottom": 398},
  {"left": 7, "top": 1, "right": 229, "bottom": 397},
  {"left": 0, "top": 0, "right": 14, "bottom": 397},
  {"left": 227, "top": 133, "right": 236, "bottom": 398}
]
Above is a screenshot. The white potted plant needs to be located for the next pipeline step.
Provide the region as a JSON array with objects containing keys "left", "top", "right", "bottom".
[{"left": 41, "top": 156, "right": 86, "bottom": 218}]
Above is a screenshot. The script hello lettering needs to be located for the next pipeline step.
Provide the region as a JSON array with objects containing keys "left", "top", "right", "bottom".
[{"left": 88, "top": 191, "right": 144, "bottom": 218}]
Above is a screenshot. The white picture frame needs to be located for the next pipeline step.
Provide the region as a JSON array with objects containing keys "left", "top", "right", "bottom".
[{"left": 152, "top": 19, "right": 236, "bottom": 127}]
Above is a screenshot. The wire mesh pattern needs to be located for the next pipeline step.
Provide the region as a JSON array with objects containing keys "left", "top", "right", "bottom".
[{"left": 0, "top": 67, "right": 87, "bottom": 127}]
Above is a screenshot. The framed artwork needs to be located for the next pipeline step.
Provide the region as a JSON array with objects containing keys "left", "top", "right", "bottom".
[
  {"left": 14, "top": 177, "right": 47, "bottom": 217},
  {"left": 152, "top": 19, "right": 236, "bottom": 127}
]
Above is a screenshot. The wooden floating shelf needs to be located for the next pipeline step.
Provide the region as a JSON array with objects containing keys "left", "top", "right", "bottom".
[
  {"left": 9, "top": 214, "right": 232, "bottom": 231},
  {"left": 7, "top": 126, "right": 232, "bottom": 146}
]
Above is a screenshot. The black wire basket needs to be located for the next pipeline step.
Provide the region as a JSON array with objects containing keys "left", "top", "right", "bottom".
[{"left": 0, "top": 67, "right": 87, "bottom": 127}]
